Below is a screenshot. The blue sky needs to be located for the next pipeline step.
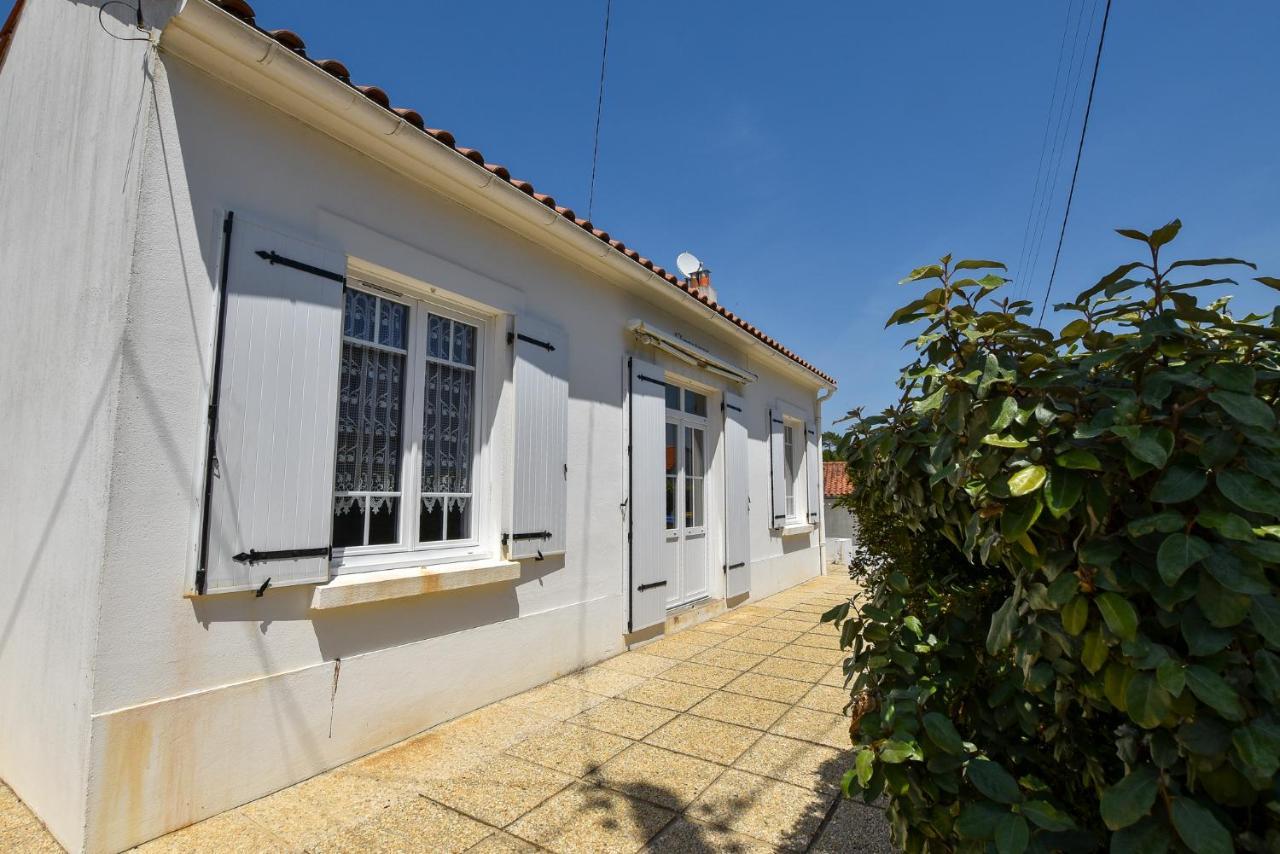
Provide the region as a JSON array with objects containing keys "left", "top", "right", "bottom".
[{"left": 27, "top": 1, "right": 1280, "bottom": 418}]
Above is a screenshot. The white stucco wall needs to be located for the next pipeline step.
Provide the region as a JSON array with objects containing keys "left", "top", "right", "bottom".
[
  {"left": 3, "top": 8, "right": 830, "bottom": 850},
  {"left": 0, "top": 2, "right": 181, "bottom": 850}
]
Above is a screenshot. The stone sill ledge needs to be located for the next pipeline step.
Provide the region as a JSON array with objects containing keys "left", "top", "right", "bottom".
[
  {"left": 310, "top": 558, "right": 521, "bottom": 610},
  {"left": 777, "top": 522, "right": 816, "bottom": 537}
]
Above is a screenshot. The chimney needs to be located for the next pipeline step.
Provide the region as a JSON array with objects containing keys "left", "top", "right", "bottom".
[{"left": 689, "top": 267, "right": 717, "bottom": 304}]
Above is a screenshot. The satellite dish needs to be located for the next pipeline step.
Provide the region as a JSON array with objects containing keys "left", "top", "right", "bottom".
[{"left": 676, "top": 252, "right": 702, "bottom": 278}]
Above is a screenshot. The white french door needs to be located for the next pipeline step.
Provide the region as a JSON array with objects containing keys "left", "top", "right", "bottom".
[{"left": 662, "top": 384, "right": 709, "bottom": 608}]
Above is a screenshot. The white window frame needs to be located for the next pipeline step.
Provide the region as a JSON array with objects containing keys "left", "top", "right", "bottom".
[
  {"left": 664, "top": 380, "right": 710, "bottom": 538},
  {"left": 331, "top": 276, "right": 494, "bottom": 575},
  {"left": 777, "top": 402, "right": 809, "bottom": 525}
]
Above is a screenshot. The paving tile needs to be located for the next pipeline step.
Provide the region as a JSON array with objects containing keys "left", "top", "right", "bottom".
[
  {"left": 506, "top": 722, "right": 633, "bottom": 778},
  {"left": 679, "top": 627, "right": 731, "bottom": 647},
  {"left": 691, "top": 620, "right": 746, "bottom": 637},
  {"left": 770, "top": 707, "right": 852, "bottom": 750},
  {"left": 820, "top": 665, "right": 849, "bottom": 688},
  {"left": 760, "top": 617, "right": 819, "bottom": 633},
  {"left": 685, "top": 769, "right": 833, "bottom": 851},
  {"left": 597, "top": 651, "right": 679, "bottom": 677},
  {"left": 641, "top": 817, "right": 776, "bottom": 853},
  {"left": 716, "top": 635, "right": 786, "bottom": 656},
  {"left": 240, "top": 770, "right": 419, "bottom": 848},
  {"left": 733, "top": 734, "right": 845, "bottom": 793},
  {"left": 0, "top": 824, "right": 63, "bottom": 854},
  {"left": 775, "top": 644, "right": 847, "bottom": 666},
  {"left": 644, "top": 715, "right": 762, "bottom": 766},
  {"left": 620, "top": 678, "right": 713, "bottom": 712},
  {"left": 657, "top": 661, "right": 740, "bottom": 690},
  {"left": 440, "top": 701, "right": 560, "bottom": 750},
  {"left": 136, "top": 810, "right": 291, "bottom": 853},
  {"left": 715, "top": 610, "right": 771, "bottom": 626},
  {"left": 569, "top": 697, "right": 678, "bottom": 740},
  {"left": 740, "top": 626, "right": 804, "bottom": 643},
  {"left": 588, "top": 743, "right": 724, "bottom": 810},
  {"left": 416, "top": 755, "right": 574, "bottom": 827},
  {"left": 810, "top": 798, "right": 894, "bottom": 853},
  {"left": 506, "top": 781, "right": 674, "bottom": 853},
  {"left": 722, "top": 672, "right": 810, "bottom": 704},
  {"left": 466, "top": 830, "right": 543, "bottom": 853},
  {"left": 554, "top": 666, "right": 648, "bottom": 698},
  {"left": 350, "top": 731, "right": 493, "bottom": 784},
  {"left": 313, "top": 795, "right": 492, "bottom": 853},
  {"left": 505, "top": 683, "right": 609, "bottom": 720},
  {"left": 640, "top": 637, "right": 710, "bottom": 661},
  {"left": 689, "top": 648, "right": 766, "bottom": 672},
  {"left": 641, "top": 816, "right": 775, "bottom": 853},
  {"left": 751, "top": 656, "right": 829, "bottom": 683},
  {"left": 791, "top": 631, "right": 844, "bottom": 650},
  {"left": 798, "top": 684, "right": 852, "bottom": 715},
  {"left": 690, "top": 691, "right": 790, "bottom": 730},
  {"left": 787, "top": 602, "right": 835, "bottom": 615}
]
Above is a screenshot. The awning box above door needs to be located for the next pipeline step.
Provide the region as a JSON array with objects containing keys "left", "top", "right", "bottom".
[{"left": 628, "top": 320, "right": 757, "bottom": 385}]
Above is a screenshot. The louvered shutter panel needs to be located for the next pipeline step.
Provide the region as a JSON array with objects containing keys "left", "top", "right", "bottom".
[
  {"left": 805, "top": 420, "right": 821, "bottom": 526},
  {"left": 768, "top": 408, "right": 787, "bottom": 529},
  {"left": 628, "top": 355, "right": 667, "bottom": 632},
  {"left": 508, "top": 317, "right": 568, "bottom": 560},
  {"left": 200, "top": 215, "right": 345, "bottom": 594},
  {"left": 723, "top": 391, "right": 751, "bottom": 598}
]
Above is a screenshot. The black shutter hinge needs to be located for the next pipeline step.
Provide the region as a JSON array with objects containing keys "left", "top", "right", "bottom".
[
  {"left": 727, "top": 562, "right": 746, "bottom": 570},
  {"left": 194, "top": 568, "right": 207, "bottom": 595},
  {"left": 638, "top": 374, "right": 667, "bottom": 388},
  {"left": 233, "top": 546, "right": 331, "bottom": 564},
  {"left": 256, "top": 578, "right": 272, "bottom": 597},
  {"left": 508, "top": 332, "right": 555, "bottom": 351},
  {"left": 254, "top": 250, "right": 346, "bottom": 284},
  {"left": 637, "top": 580, "right": 667, "bottom": 591}
]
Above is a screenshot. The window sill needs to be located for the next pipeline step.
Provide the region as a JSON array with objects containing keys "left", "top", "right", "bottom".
[
  {"left": 777, "top": 522, "right": 815, "bottom": 537},
  {"left": 310, "top": 557, "right": 521, "bottom": 610}
]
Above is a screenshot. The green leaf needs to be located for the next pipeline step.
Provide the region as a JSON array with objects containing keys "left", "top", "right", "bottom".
[
  {"left": 923, "top": 712, "right": 964, "bottom": 755},
  {"left": 1256, "top": 276, "right": 1280, "bottom": 292},
  {"left": 1209, "top": 389, "right": 1276, "bottom": 429},
  {"left": 1000, "top": 498, "right": 1042, "bottom": 540},
  {"left": 994, "top": 813, "right": 1029, "bottom": 854},
  {"left": 902, "top": 615, "right": 924, "bottom": 636},
  {"left": 1157, "top": 534, "right": 1212, "bottom": 585},
  {"left": 1127, "top": 512, "right": 1184, "bottom": 537},
  {"left": 1203, "top": 549, "right": 1269, "bottom": 595},
  {"left": 1157, "top": 659, "right": 1185, "bottom": 697},
  {"left": 1056, "top": 448, "right": 1103, "bottom": 470},
  {"left": 1096, "top": 592, "right": 1139, "bottom": 640},
  {"left": 990, "top": 396, "right": 1019, "bottom": 432},
  {"left": 1045, "top": 468, "right": 1084, "bottom": 518},
  {"left": 854, "top": 747, "right": 875, "bottom": 787},
  {"left": 1111, "top": 818, "right": 1171, "bottom": 854},
  {"left": 1123, "top": 428, "right": 1174, "bottom": 469},
  {"left": 967, "top": 758, "right": 1022, "bottom": 804},
  {"left": 913, "top": 386, "right": 946, "bottom": 415},
  {"left": 1062, "top": 596, "right": 1089, "bottom": 635},
  {"left": 901, "top": 264, "right": 945, "bottom": 284},
  {"left": 956, "top": 801, "right": 1007, "bottom": 840},
  {"left": 955, "top": 259, "right": 1007, "bottom": 272},
  {"left": 1168, "top": 257, "right": 1255, "bottom": 272},
  {"left": 1082, "top": 627, "right": 1109, "bottom": 674},
  {"left": 1169, "top": 797, "right": 1233, "bottom": 854},
  {"left": 1197, "top": 510, "right": 1255, "bottom": 541},
  {"left": 1115, "top": 227, "right": 1151, "bottom": 243},
  {"left": 879, "top": 739, "right": 921, "bottom": 763},
  {"left": 1185, "top": 665, "right": 1245, "bottom": 721},
  {"left": 1250, "top": 595, "right": 1280, "bottom": 648},
  {"left": 1125, "top": 672, "right": 1172, "bottom": 729},
  {"left": 1020, "top": 800, "right": 1076, "bottom": 832},
  {"left": 1257, "top": 651, "right": 1280, "bottom": 705},
  {"left": 987, "top": 594, "right": 1019, "bottom": 654},
  {"left": 982, "top": 434, "right": 1029, "bottom": 448},
  {"left": 887, "top": 571, "right": 910, "bottom": 593},
  {"left": 1232, "top": 721, "right": 1280, "bottom": 777},
  {"left": 1151, "top": 465, "right": 1207, "bottom": 504},
  {"left": 1217, "top": 469, "right": 1280, "bottom": 515},
  {"left": 1149, "top": 219, "right": 1182, "bottom": 248},
  {"left": 1099, "top": 766, "right": 1158, "bottom": 830},
  {"left": 1008, "top": 465, "right": 1047, "bottom": 497},
  {"left": 1206, "top": 363, "right": 1256, "bottom": 393}
]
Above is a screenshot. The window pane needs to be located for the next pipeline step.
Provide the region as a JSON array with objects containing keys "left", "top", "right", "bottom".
[
  {"left": 665, "top": 423, "right": 677, "bottom": 475},
  {"left": 664, "top": 383, "right": 680, "bottom": 411},
  {"left": 332, "top": 497, "right": 365, "bottom": 548},
  {"left": 684, "top": 390, "right": 707, "bottom": 417},
  {"left": 424, "top": 363, "right": 474, "bottom": 493},
  {"left": 685, "top": 477, "right": 694, "bottom": 527},
  {"left": 687, "top": 427, "right": 704, "bottom": 475},
  {"left": 378, "top": 299, "right": 407, "bottom": 349},
  {"left": 428, "top": 313, "right": 448, "bottom": 360},
  {"left": 344, "top": 289, "right": 376, "bottom": 342},
  {"left": 690, "top": 478, "right": 703, "bottom": 527},
  {"left": 420, "top": 497, "right": 445, "bottom": 542},
  {"left": 367, "top": 497, "right": 399, "bottom": 545},
  {"left": 666, "top": 476, "right": 677, "bottom": 530},
  {"left": 452, "top": 320, "right": 476, "bottom": 366},
  {"left": 446, "top": 496, "right": 471, "bottom": 540}
]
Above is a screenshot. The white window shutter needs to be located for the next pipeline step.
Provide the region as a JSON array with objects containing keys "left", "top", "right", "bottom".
[
  {"left": 723, "top": 391, "right": 751, "bottom": 599},
  {"left": 508, "top": 316, "right": 568, "bottom": 560},
  {"left": 628, "top": 355, "right": 667, "bottom": 632},
  {"left": 805, "top": 420, "right": 821, "bottom": 526},
  {"left": 199, "top": 214, "right": 346, "bottom": 594},
  {"left": 768, "top": 408, "right": 787, "bottom": 529}
]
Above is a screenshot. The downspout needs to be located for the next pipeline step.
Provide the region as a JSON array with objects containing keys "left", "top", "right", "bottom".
[{"left": 814, "top": 386, "right": 835, "bottom": 571}]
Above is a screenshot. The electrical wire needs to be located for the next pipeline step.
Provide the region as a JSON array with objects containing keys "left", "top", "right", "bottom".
[
  {"left": 586, "top": 0, "right": 613, "bottom": 223},
  {"left": 98, "top": 0, "right": 150, "bottom": 43},
  {"left": 1037, "top": 0, "right": 1112, "bottom": 325}
]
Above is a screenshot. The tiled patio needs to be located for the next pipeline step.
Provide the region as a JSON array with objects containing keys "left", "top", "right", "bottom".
[{"left": 1, "top": 570, "right": 891, "bottom": 852}]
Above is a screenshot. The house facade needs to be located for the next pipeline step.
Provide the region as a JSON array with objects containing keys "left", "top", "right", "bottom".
[{"left": 0, "top": 1, "right": 836, "bottom": 851}]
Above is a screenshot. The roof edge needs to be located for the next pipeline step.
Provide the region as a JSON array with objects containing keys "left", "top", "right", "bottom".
[{"left": 0, "top": 0, "right": 28, "bottom": 77}]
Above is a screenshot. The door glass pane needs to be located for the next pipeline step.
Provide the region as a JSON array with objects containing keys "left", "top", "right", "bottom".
[
  {"left": 664, "top": 384, "right": 681, "bottom": 411},
  {"left": 690, "top": 478, "right": 703, "bottom": 527},
  {"left": 665, "top": 422, "right": 678, "bottom": 530},
  {"left": 687, "top": 427, "right": 704, "bottom": 475},
  {"left": 684, "top": 390, "right": 707, "bottom": 417}
]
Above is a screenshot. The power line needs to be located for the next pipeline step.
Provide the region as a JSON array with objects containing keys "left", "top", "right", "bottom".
[
  {"left": 586, "top": 0, "right": 613, "bottom": 222},
  {"left": 1037, "top": 0, "right": 1112, "bottom": 325}
]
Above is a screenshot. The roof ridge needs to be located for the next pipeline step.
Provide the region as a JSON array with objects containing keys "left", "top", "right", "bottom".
[{"left": 203, "top": 0, "right": 835, "bottom": 386}]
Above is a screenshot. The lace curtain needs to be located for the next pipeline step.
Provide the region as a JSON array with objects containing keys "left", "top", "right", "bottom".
[{"left": 422, "top": 314, "right": 476, "bottom": 521}]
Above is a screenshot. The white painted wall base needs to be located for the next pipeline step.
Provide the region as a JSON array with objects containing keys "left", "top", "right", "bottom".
[{"left": 744, "top": 543, "right": 824, "bottom": 603}]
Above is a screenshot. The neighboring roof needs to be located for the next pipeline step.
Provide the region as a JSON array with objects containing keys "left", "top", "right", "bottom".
[
  {"left": 823, "top": 461, "right": 853, "bottom": 498},
  {"left": 199, "top": 0, "right": 835, "bottom": 386},
  {"left": 0, "top": 0, "right": 26, "bottom": 76}
]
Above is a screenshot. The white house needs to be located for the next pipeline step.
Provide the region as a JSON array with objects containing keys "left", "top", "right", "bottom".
[{"left": 0, "top": 1, "right": 837, "bottom": 850}]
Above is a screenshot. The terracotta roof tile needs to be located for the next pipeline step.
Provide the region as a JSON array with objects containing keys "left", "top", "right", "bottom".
[
  {"left": 203, "top": 0, "right": 835, "bottom": 386},
  {"left": 823, "top": 461, "right": 853, "bottom": 498}
]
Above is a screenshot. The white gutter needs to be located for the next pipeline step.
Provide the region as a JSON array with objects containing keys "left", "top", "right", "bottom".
[
  {"left": 628, "top": 320, "right": 758, "bottom": 385},
  {"left": 157, "top": 0, "right": 835, "bottom": 392}
]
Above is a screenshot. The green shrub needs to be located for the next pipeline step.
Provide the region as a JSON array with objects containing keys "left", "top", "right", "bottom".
[{"left": 825, "top": 221, "right": 1280, "bottom": 853}]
